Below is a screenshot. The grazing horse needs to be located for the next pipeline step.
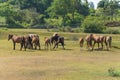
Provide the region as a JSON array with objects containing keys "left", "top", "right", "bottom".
[
  {"left": 29, "top": 34, "right": 41, "bottom": 50},
  {"left": 85, "top": 34, "right": 93, "bottom": 50},
  {"left": 8, "top": 34, "right": 26, "bottom": 50},
  {"left": 50, "top": 35, "right": 65, "bottom": 49},
  {"left": 44, "top": 37, "right": 51, "bottom": 50},
  {"left": 79, "top": 37, "right": 84, "bottom": 48}
]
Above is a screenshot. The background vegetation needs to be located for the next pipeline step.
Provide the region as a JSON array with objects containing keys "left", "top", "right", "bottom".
[{"left": 0, "top": 0, "right": 120, "bottom": 33}]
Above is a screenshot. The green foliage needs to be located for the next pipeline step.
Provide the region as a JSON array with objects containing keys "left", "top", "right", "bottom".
[
  {"left": 45, "top": 17, "right": 63, "bottom": 29},
  {"left": 104, "top": 28, "right": 120, "bottom": 34},
  {"left": 97, "top": 0, "right": 120, "bottom": 21},
  {"left": 82, "top": 16, "right": 105, "bottom": 33},
  {"left": 65, "top": 12, "right": 84, "bottom": 27},
  {"left": 0, "top": 0, "right": 119, "bottom": 32},
  {"left": 108, "top": 68, "right": 120, "bottom": 77}
]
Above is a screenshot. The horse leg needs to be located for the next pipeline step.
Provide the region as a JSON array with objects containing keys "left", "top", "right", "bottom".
[
  {"left": 13, "top": 43, "right": 16, "bottom": 50},
  {"left": 49, "top": 43, "right": 51, "bottom": 50},
  {"left": 105, "top": 41, "right": 109, "bottom": 51},
  {"left": 61, "top": 42, "right": 65, "bottom": 49},
  {"left": 20, "top": 43, "right": 23, "bottom": 51},
  {"left": 37, "top": 41, "right": 41, "bottom": 50},
  {"left": 101, "top": 42, "right": 103, "bottom": 50},
  {"left": 86, "top": 42, "right": 89, "bottom": 49},
  {"left": 53, "top": 42, "right": 58, "bottom": 49},
  {"left": 34, "top": 43, "right": 37, "bottom": 50},
  {"left": 23, "top": 43, "right": 26, "bottom": 51},
  {"left": 92, "top": 42, "right": 96, "bottom": 51}
]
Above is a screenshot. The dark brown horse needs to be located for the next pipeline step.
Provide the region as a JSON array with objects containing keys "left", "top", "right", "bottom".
[
  {"left": 50, "top": 35, "right": 65, "bottom": 49},
  {"left": 29, "top": 34, "right": 41, "bottom": 50},
  {"left": 44, "top": 37, "right": 51, "bottom": 50},
  {"left": 8, "top": 34, "right": 26, "bottom": 50}
]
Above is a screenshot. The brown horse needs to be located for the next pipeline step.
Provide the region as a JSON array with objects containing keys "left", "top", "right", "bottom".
[
  {"left": 79, "top": 37, "right": 84, "bottom": 48},
  {"left": 50, "top": 35, "right": 65, "bottom": 49},
  {"left": 44, "top": 37, "right": 51, "bottom": 50},
  {"left": 29, "top": 34, "right": 41, "bottom": 50},
  {"left": 90, "top": 34, "right": 107, "bottom": 51},
  {"left": 84, "top": 34, "right": 93, "bottom": 50},
  {"left": 8, "top": 34, "right": 26, "bottom": 50}
]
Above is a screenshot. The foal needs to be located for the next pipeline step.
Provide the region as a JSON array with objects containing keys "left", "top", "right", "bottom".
[
  {"left": 79, "top": 37, "right": 84, "bottom": 48},
  {"left": 44, "top": 37, "right": 51, "bottom": 50},
  {"left": 8, "top": 34, "right": 26, "bottom": 50}
]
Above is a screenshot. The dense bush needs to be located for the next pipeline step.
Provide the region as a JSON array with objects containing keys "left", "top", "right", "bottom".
[{"left": 82, "top": 16, "right": 106, "bottom": 33}]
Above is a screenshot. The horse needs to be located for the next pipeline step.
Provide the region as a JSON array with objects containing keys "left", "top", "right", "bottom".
[
  {"left": 84, "top": 34, "right": 93, "bottom": 50},
  {"left": 28, "top": 34, "right": 41, "bottom": 50},
  {"left": 8, "top": 34, "right": 26, "bottom": 50},
  {"left": 103, "top": 36, "right": 112, "bottom": 50},
  {"left": 44, "top": 37, "right": 51, "bottom": 50},
  {"left": 23, "top": 35, "right": 32, "bottom": 50},
  {"left": 79, "top": 37, "right": 84, "bottom": 48},
  {"left": 90, "top": 34, "right": 107, "bottom": 51},
  {"left": 50, "top": 35, "right": 65, "bottom": 49}
]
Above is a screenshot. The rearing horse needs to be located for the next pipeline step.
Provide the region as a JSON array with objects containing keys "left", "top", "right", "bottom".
[{"left": 8, "top": 34, "right": 26, "bottom": 50}]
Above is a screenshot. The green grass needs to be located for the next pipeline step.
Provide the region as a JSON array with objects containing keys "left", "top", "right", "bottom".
[{"left": 0, "top": 29, "right": 120, "bottom": 80}]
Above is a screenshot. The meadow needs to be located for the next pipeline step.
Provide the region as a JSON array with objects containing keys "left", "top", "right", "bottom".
[{"left": 0, "top": 29, "right": 120, "bottom": 80}]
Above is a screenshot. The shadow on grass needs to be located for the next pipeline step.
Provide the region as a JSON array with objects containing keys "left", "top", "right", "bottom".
[{"left": 112, "top": 46, "right": 120, "bottom": 49}]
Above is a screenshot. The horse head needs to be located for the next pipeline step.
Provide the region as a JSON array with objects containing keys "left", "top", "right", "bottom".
[{"left": 8, "top": 34, "right": 13, "bottom": 41}]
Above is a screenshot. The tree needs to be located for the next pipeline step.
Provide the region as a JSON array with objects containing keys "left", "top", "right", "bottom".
[
  {"left": 46, "top": 0, "right": 89, "bottom": 28},
  {"left": 97, "top": 0, "right": 120, "bottom": 21}
]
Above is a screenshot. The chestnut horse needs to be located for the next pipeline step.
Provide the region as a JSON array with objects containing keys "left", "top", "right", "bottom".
[
  {"left": 29, "top": 34, "right": 41, "bottom": 50},
  {"left": 44, "top": 37, "right": 51, "bottom": 50},
  {"left": 84, "top": 34, "right": 93, "bottom": 50},
  {"left": 90, "top": 34, "right": 108, "bottom": 51},
  {"left": 8, "top": 34, "right": 26, "bottom": 50}
]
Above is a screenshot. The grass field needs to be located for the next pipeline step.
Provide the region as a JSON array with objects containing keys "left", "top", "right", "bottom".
[{"left": 0, "top": 29, "right": 120, "bottom": 80}]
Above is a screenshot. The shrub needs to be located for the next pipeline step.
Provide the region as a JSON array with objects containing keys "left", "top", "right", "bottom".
[
  {"left": 82, "top": 16, "right": 105, "bottom": 33},
  {"left": 104, "top": 28, "right": 120, "bottom": 34},
  {"left": 108, "top": 68, "right": 120, "bottom": 77}
]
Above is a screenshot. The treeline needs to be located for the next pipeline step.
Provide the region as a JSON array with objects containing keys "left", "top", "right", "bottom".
[{"left": 0, "top": 0, "right": 120, "bottom": 33}]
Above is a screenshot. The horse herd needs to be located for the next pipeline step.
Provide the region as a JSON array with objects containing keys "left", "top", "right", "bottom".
[
  {"left": 8, "top": 33, "right": 112, "bottom": 51},
  {"left": 79, "top": 34, "right": 112, "bottom": 51},
  {"left": 8, "top": 33, "right": 65, "bottom": 51}
]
